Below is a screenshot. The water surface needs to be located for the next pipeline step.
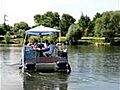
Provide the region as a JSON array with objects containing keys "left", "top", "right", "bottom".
[{"left": 0, "top": 45, "right": 120, "bottom": 90}]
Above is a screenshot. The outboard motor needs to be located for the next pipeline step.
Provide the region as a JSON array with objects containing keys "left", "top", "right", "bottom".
[
  {"left": 56, "top": 61, "right": 71, "bottom": 73},
  {"left": 25, "top": 63, "right": 35, "bottom": 70},
  {"left": 56, "top": 61, "right": 68, "bottom": 69},
  {"left": 57, "top": 50, "right": 71, "bottom": 73},
  {"left": 58, "top": 51, "right": 68, "bottom": 59}
]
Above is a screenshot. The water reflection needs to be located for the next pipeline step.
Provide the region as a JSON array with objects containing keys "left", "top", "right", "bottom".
[
  {"left": 67, "top": 45, "right": 120, "bottom": 90},
  {"left": 0, "top": 45, "right": 120, "bottom": 90},
  {"left": 0, "top": 47, "right": 23, "bottom": 90},
  {"left": 24, "top": 72, "right": 68, "bottom": 90}
]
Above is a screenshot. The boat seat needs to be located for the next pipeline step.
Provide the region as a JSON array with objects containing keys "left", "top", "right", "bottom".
[
  {"left": 36, "top": 57, "right": 56, "bottom": 63},
  {"left": 24, "top": 46, "right": 36, "bottom": 63},
  {"left": 36, "top": 56, "right": 67, "bottom": 63}
]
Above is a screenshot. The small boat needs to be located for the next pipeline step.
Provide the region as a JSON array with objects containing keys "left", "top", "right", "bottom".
[{"left": 21, "top": 26, "right": 71, "bottom": 73}]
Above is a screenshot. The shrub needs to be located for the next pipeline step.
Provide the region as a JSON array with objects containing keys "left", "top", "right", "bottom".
[{"left": 4, "top": 32, "right": 11, "bottom": 44}]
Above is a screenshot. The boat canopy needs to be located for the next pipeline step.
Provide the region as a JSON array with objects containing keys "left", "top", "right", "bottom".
[{"left": 26, "top": 26, "right": 60, "bottom": 35}]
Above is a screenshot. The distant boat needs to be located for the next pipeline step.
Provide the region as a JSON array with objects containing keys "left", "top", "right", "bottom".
[{"left": 20, "top": 26, "right": 71, "bottom": 73}]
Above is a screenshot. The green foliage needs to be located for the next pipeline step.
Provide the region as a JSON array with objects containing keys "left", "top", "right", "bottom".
[
  {"left": 58, "top": 37, "right": 66, "bottom": 42},
  {"left": 19, "top": 22, "right": 29, "bottom": 30},
  {"left": 34, "top": 11, "right": 60, "bottom": 28},
  {"left": 77, "top": 13, "right": 92, "bottom": 37},
  {"left": 49, "top": 34, "right": 58, "bottom": 42},
  {"left": 13, "top": 38, "right": 23, "bottom": 44},
  {"left": 92, "top": 12, "right": 103, "bottom": 22},
  {"left": 34, "top": 11, "right": 76, "bottom": 36},
  {"left": 1, "top": 10, "right": 120, "bottom": 45},
  {"left": 12, "top": 22, "right": 30, "bottom": 38},
  {"left": 18, "top": 29, "right": 25, "bottom": 38},
  {"left": 41, "top": 13, "right": 52, "bottom": 27},
  {"left": 0, "top": 24, "right": 11, "bottom": 35},
  {"left": 29, "top": 36, "right": 39, "bottom": 41},
  {"left": 66, "top": 24, "right": 82, "bottom": 44},
  {"left": 28, "top": 34, "right": 58, "bottom": 43},
  {"left": 94, "top": 18, "right": 103, "bottom": 37},
  {"left": 13, "top": 22, "right": 30, "bottom": 34},
  {"left": 0, "top": 24, "right": 6, "bottom": 35},
  {"left": 91, "top": 12, "right": 103, "bottom": 36},
  {"left": 34, "top": 14, "right": 42, "bottom": 26},
  {"left": 84, "top": 27, "right": 90, "bottom": 36},
  {"left": 43, "top": 34, "right": 58, "bottom": 42},
  {"left": 59, "top": 13, "right": 76, "bottom": 36},
  {"left": 4, "top": 31, "right": 11, "bottom": 44},
  {"left": 94, "top": 10, "right": 120, "bottom": 43}
]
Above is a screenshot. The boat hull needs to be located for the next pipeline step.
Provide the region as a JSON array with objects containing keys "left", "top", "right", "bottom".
[{"left": 22, "top": 46, "right": 71, "bottom": 73}]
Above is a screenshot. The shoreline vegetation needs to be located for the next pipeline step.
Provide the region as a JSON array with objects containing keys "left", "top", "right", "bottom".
[
  {"left": 0, "top": 10, "right": 120, "bottom": 46},
  {"left": 0, "top": 44, "right": 23, "bottom": 47},
  {"left": 0, "top": 36, "right": 119, "bottom": 47}
]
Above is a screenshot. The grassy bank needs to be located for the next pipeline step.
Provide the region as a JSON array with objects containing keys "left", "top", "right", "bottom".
[
  {"left": 80, "top": 37, "right": 105, "bottom": 43},
  {"left": 0, "top": 44, "right": 23, "bottom": 47},
  {"left": 0, "top": 38, "right": 23, "bottom": 47},
  {"left": 0, "top": 36, "right": 119, "bottom": 46},
  {"left": 78, "top": 37, "right": 111, "bottom": 45}
]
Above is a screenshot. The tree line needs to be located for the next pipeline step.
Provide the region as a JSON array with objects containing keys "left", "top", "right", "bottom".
[{"left": 0, "top": 10, "right": 120, "bottom": 44}]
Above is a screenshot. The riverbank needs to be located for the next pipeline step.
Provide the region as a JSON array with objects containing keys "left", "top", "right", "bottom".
[
  {"left": 78, "top": 37, "right": 120, "bottom": 46},
  {"left": 0, "top": 37, "right": 120, "bottom": 46},
  {"left": 0, "top": 44, "right": 22, "bottom": 47}
]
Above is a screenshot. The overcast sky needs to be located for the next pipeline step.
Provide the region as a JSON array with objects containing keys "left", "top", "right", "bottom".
[{"left": 0, "top": 0, "right": 119, "bottom": 26}]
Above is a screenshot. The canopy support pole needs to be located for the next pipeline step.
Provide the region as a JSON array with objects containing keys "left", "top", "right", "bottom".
[{"left": 59, "top": 32, "right": 61, "bottom": 43}]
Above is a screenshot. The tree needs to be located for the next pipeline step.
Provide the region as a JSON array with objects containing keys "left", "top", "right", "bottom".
[
  {"left": 0, "top": 24, "right": 11, "bottom": 35},
  {"left": 34, "top": 14, "right": 42, "bottom": 26},
  {"left": 92, "top": 12, "right": 103, "bottom": 23},
  {"left": 43, "top": 11, "right": 60, "bottom": 28},
  {"left": 0, "top": 24, "right": 6, "bottom": 35},
  {"left": 77, "top": 13, "right": 91, "bottom": 36},
  {"left": 18, "top": 29, "right": 26, "bottom": 38},
  {"left": 66, "top": 24, "right": 82, "bottom": 45},
  {"left": 110, "top": 11, "right": 120, "bottom": 36},
  {"left": 19, "top": 22, "right": 30, "bottom": 30},
  {"left": 59, "top": 13, "right": 76, "bottom": 36},
  {"left": 41, "top": 12, "right": 52, "bottom": 27},
  {"left": 94, "top": 10, "right": 120, "bottom": 43},
  {"left": 52, "top": 12, "right": 60, "bottom": 27},
  {"left": 94, "top": 18, "right": 103, "bottom": 37},
  {"left": 13, "top": 22, "right": 30, "bottom": 35},
  {"left": 84, "top": 27, "right": 90, "bottom": 37},
  {"left": 34, "top": 11, "right": 60, "bottom": 28},
  {"left": 4, "top": 31, "right": 11, "bottom": 44}
]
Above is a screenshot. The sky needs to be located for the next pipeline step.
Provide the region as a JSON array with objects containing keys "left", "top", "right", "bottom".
[{"left": 0, "top": 0, "right": 119, "bottom": 26}]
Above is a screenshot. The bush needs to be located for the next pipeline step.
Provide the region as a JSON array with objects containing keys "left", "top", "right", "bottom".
[
  {"left": 66, "top": 24, "right": 82, "bottom": 44},
  {"left": 57, "top": 37, "right": 66, "bottom": 42},
  {"left": 4, "top": 32, "right": 11, "bottom": 44}
]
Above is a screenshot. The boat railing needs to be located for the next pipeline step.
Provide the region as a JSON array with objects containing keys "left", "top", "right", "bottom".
[{"left": 24, "top": 45, "right": 68, "bottom": 64}]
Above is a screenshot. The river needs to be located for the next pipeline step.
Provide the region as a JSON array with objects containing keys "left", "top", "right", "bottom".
[{"left": 0, "top": 45, "right": 120, "bottom": 90}]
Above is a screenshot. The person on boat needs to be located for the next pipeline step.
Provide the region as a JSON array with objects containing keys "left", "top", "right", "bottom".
[
  {"left": 27, "top": 39, "right": 35, "bottom": 46},
  {"left": 37, "top": 35, "right": 43, "bottom": 44},
  {"left": 44, "top": 39, "right": 49, "bottom": 48},
  {"left": 44, "top": 40, "right": 56, "bottom": 57}
]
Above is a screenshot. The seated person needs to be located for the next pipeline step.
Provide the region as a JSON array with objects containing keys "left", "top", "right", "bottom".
[
  {"left": 32, "top": 39, "right": 44, "bottom": 50},
  {"left": 27, "top": 39, "right": 34, "bottom": 46},
  {"left": 33, "top": 42, "right": 45, "bottom": 57},
  {"left": 44, "top": 39, "right": 49, "bottom": 48},
  {"left": 44, "top": 41, "right": 55, "bottom": 57}
]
